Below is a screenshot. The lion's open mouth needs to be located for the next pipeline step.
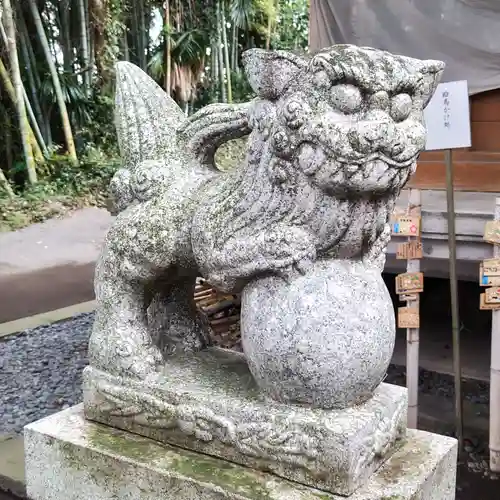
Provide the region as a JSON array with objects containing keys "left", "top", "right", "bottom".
[
  {"left": 340, "top": 159, "right": 411, "bottom": 187},
  {"left": 336, "top": 152, "right": 416, "bottom": 169}
]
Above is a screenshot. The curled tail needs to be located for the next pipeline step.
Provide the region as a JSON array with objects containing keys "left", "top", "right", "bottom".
[{"left": 109, "top": 62, "right": 251, "bottom": 214}]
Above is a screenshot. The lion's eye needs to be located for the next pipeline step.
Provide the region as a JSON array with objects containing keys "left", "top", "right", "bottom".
[
  {"left": 330, "top": 84, "right": 363, "bottom": 114},
  {"left": 391, "top": 94, "right": 412, "bottom": 122}
]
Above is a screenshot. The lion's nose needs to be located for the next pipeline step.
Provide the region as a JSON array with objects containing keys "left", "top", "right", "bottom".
[
  {"left": 349, "top": 110, "right": 402, "bottom": 156},
  {"left": 348, "top": 120, "right": 389, "bottom": 154}
]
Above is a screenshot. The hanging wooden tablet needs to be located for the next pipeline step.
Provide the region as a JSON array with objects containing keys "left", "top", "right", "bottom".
[
  {"left": 480, "top": 293, "right": 500, "bottom": 310},
  {"left": 391, "top": 215, "right": 421, "bottom": 237},
  {"left": 396, "top": 241, "right": 423, "bottom": 260},
  {"left": 395, "top": 272, "right": 424, "bottom": 294},
  {"left": 484, "top": 221, "right": 500, "bottom": 244},
  {"left": 398, "top": 307, "right": 420, "bottom": 328}
]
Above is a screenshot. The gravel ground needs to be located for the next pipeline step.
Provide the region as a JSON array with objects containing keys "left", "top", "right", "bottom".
[{"left": 0, "top": 313, "right": 93, "bottom": 435}]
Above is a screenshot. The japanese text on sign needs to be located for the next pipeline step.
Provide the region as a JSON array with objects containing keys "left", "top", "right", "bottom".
[
  {"left": 442, "top": 90, "right": 450, "bottom": 129},
  {"left": 396, "top": 241, "right": 423, "bottom": 260},
  {"left": 424, "top": 80, "right": 471, "bottom": 151}
]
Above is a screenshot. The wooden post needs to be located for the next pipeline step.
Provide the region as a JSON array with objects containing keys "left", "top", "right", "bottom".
[
  {"left": 445, "top": 148, "right": 463, "bottom": 449},
  {"left": 393, "top": 192, "right": 424, "bottom": 429},
  {"left": 490, "top": 198, "right": 500, "bottom": 472},
  {"left": 406, "top": 189, "right": 421, "bottom": 429}
]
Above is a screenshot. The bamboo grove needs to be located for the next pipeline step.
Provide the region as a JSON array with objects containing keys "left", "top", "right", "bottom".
[{"left": 0, "top": 0, "right": 308, "bottom": 197}]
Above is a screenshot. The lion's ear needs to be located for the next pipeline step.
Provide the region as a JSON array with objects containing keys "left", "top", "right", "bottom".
[
  {"left": 242, "top": 49, "right": 308, "bottom": 100},
  {"left": 418, "top": 59, "right": 445, "bottom": 108}
]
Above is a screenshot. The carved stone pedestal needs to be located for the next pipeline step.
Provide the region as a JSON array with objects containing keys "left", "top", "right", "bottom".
[
  {"left": 25, "top": 405, "right": 457, "bottom": 500},
  {"left": 83, "top": 348, "right": 407, "bottom": 495}
]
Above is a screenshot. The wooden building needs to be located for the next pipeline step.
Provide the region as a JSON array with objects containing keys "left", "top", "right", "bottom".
[{"left": 386, "top": 90, "right": 500, "bottom": 281}]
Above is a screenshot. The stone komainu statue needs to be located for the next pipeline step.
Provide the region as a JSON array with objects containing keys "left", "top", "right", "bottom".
[{"left": 89, "top": 45, "right": 444, "bottom": 380}]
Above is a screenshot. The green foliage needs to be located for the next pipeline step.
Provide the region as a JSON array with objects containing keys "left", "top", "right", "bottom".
[
  {"left": 272, "top": 0, "right": 309, "bottom": 50},
  {"left": 230, "top": 70, "right": 255, "bottom": 103},
  {"left": 230, "top": 0, "right": 256, "bottom": 29},
  {"left": 0, "top": 0, "right": 311, "bottom": 232},
  {"left": 0, "top": 150, "right": 120, "bottom": 232},
  {"left": 79, "top": 92, "right": 118, "bottom": 155}
]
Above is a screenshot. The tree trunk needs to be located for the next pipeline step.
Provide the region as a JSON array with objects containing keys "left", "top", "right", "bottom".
[
  {"left": 216, "top": 0, "right": 226, "bottom": 102},
  {"left": 0, "top": 57, "right": 44, "bottom": 162},
  {"left": 27, "top": 0, "right": 78, "bottom": 165},
  {"left": 221, "top": 3, "right": 232, "bottom": 103},
  {"left": 164, "top": 0, "right": 171, "bottom": 95},
  {"left": 2, "top": 0, "right": 37, "bottom": 183},
  {"left": 77, "top": 0, "right": 91, "bottom": 91}
]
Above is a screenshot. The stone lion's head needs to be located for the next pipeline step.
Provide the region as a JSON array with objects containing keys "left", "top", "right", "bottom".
[{"left": 242, "top": 45, "right": 444, "bottom": 197}]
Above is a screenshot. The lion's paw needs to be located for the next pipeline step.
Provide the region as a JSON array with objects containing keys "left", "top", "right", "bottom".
[
  {"left": 263, "top": 225, "right": 316, "bottom": 278},
  {"left": 112, "top": 337, "right": 164, "bottom": 380}
]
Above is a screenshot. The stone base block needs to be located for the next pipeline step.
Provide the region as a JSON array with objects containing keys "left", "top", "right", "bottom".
[
  {"left": 24, "top": 405, "right": 457, "bottom": 500},
  {"left": 83, "top": 348, "right": 407, "bottom": 495}
]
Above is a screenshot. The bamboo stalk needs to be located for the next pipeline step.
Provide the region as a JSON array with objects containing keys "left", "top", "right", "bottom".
[
  {"left": 0, "top": 19, "right": 47, "bottom": 156},
  {"left": 0, "top": 168, "right": 14, "bottom": 198},
  {"left": 163, "top": 0, "right": 172, "bottom": 95},
  {"left": 17, "top": 19, "right": 47, "bottom": 144},
  {"left": 220, "top": 3, "right": 232, "bottom": 103},
  {"left": 0, "top": 109, "right": 15, "bottom": 197},
  {"left": 77, "top": 0, "right": 91, "bottom": 91},
  {"left": 215, "top": 0, "right": 226, "bottom": 103},
  {"left": 490, "top": 198, "right": 500, "bottom": 472},
  {"left": 0, "top": 57, "right": 44, "bottom": 162},
  {"left": 22, "top": 86, "right": 48, "bottom": 156},
  {"left": 1, "top": 0, "right": 38, "bottom": 183},
  {"left": 28, "top": 0, "right": 78, "bottom": 165}
]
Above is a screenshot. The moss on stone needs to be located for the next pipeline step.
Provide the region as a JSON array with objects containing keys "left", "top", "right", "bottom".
[{"left": 76, "top": 424, "right": 334, "bottom": 499}]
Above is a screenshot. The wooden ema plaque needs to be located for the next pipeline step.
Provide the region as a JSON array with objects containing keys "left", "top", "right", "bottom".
[
  {"left": 398, "top": 307, "right": 420, "bottom": 328},
  {"left": 396, "top": 241, "right": 423, "bottom": 260},
  {"left": 479, "top": 263, "right": 500, "bottom": 286},
  {"left": 391, "top": 215, "right": 421, "bottom": 237},
  {"left": 485, "top": 287, "right": 500, "bottom": 304},
  {"left": 480, "top": 293, "right": 500, "bottom": 310},
  {"left": 395, "top": 272, "right": 424, "bottom": 295},
  {"left": 400, "top": 293, "right": 419, "bottom": 302},
  {"left": 483, "top": 258, "right": 500, "bottom": 276},
  {"left": 484, "top": 221, "right": 500, "bottom": 245}
]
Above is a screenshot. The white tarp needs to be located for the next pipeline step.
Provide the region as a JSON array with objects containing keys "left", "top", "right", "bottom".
[{"left": 309, "top": 0, "right": 500, "bottom": 95}]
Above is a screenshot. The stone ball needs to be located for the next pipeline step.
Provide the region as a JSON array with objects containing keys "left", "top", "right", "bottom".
[{"left": 241, "top": 259, "right": 395, "bottom": 409}]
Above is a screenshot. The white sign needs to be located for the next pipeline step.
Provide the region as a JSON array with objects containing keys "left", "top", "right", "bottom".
[{"left": 424, "top": 80, "right": 471, "bottom": 151}]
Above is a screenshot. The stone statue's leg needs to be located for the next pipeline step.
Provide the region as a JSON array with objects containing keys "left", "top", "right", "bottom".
[
  {"left": 88, "top": 203, "right": 179, "bottom": 379},
  {"left": 148, "top": 275, "right": 210, "bottom": 356},
  {"left": 200, "top": 224, "right": 317, "bottom": 292}
]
